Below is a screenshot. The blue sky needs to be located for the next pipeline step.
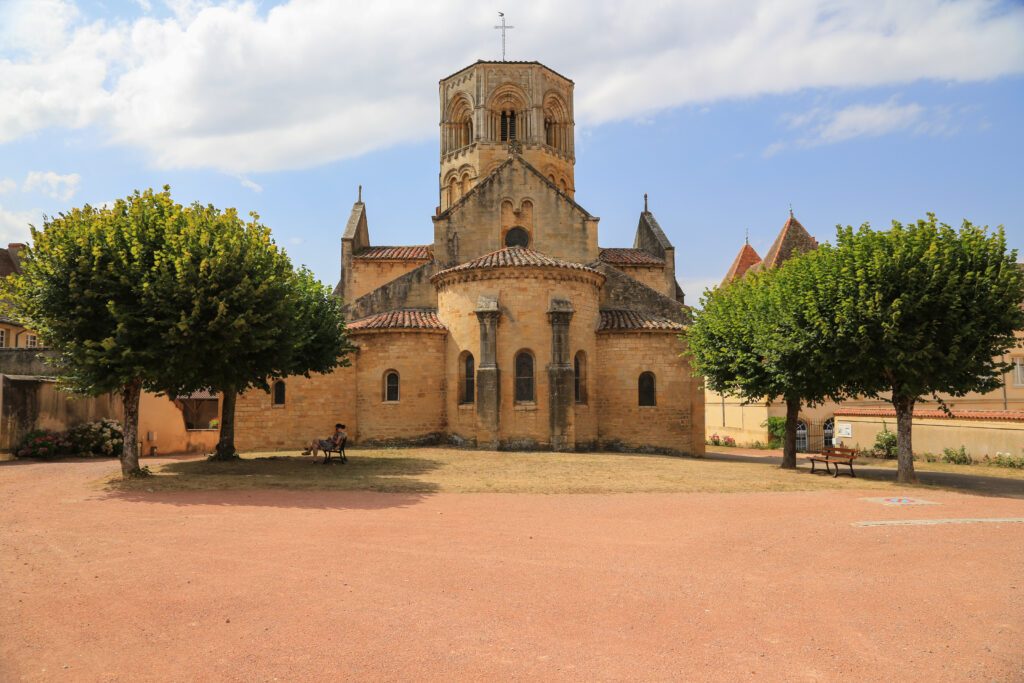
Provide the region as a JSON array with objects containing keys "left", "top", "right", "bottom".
[{"left": 1, "top": 0, "right": 1022, "bottom": 300}]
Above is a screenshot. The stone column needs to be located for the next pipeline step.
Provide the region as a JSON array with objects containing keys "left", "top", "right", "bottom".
[
  {"left": 547, "top": 298, "right": 575, "bottom": 451},
  {"left": 475, "top": 296, "right": 501, "bottom": 447}
]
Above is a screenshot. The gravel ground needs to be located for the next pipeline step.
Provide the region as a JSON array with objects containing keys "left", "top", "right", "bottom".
[{"left": 2, "top": 456, "right": 1022, "bottom": 682}]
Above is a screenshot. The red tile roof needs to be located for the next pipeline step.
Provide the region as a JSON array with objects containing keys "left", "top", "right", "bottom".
[
  {"left": 347, "top": 309, "right": 446, "bottom": 332},
  {"left": 433, "top": 247, "right": 600, "bottom": 279},
  {"left": 750, "top": 213, "right": 818, "bottom": 272},
  {"left": 599, "top": 248, "right": 665, "bottom": 266},
  {"left": 354, "top": 245, "right": 433, "bottom": 260},
  {"left": 721, "top": 243, "right": 762, "bottom": 285},
  {"left": 598, "top": 310, "right": 686, "bottom": 332},
  {"left": 835, "top": 407, "right": 1024, "bottom": 422}
]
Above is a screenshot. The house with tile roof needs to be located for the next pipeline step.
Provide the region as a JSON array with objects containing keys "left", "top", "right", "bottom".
[
  {"left": 708, "top": 217, "right": 1024, "bottom": 456},
  {"left": 234, "top": 60, "right": 704, "bottom": 454}
]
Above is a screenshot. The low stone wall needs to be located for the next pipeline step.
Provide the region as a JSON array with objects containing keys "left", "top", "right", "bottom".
[{"left": 836, "top": 412, "right": 1024, "bottom": 457}]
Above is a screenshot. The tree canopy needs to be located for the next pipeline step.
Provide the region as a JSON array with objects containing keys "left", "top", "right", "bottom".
[
  {"left": 687, "top": 247, "right": 846, "bottom": 468},
  {"left": 5, "top": 187, "right": 354, "bottom": 473},
  {"left": 829, "top": 215, "right": 1024, "bottom": 482}
]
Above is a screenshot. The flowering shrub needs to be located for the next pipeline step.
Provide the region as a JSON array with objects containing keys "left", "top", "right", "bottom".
[
  {"left": 65, "top": 419, "right": 124, "bottom": 458},
  {"left": 722, "top": 435, "right": 736, "bottom": 447},
  {"left": 16, "top": 430, "right": 72, "bottom": 459},
  {"left": 985, "top": 452, "right": 1024, "bottom": 469},
  {"left": 706, "top": 433, "right": 722, "bottom": 446}
]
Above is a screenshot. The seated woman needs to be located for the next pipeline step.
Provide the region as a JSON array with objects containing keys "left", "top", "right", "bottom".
[{"left": 302, "top": 423, "right": 347, "bottom": 457}]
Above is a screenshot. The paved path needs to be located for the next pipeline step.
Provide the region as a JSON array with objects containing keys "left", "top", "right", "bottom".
[
  {"left": 2, "top": 457, "right": 1023, "bottom": 681},
  {"left": 706, "top": 448, "right": 1024, "bottom": 499}
]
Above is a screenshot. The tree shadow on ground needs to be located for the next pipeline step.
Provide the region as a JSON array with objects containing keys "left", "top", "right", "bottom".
[
  {"left": 99, "top": 454, "right": 443, "bottom": 510},
  {"left": 705, "top": 451, "right": 1024, "bottom": 500}
]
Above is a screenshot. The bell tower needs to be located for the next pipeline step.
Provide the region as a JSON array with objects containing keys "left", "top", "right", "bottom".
[{"left": 438, "top": 60, "right": 575, "bottom": 212}]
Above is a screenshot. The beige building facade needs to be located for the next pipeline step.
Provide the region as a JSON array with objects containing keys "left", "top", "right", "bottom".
[{"left": 235, "top": 60, "right": 704, "bottom": 455}]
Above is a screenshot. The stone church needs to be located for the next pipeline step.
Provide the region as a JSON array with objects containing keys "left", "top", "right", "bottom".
[{"left": 234, "top": 60, "right": 705, "bottom": 454}]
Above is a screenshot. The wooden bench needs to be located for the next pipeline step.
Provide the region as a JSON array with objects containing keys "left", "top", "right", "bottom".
[
  {"left": 808, "top": 446, "right": 857, "bottom": 477},
  {"left": 321, "top": 437, "right": 347, "bottom": 464}
]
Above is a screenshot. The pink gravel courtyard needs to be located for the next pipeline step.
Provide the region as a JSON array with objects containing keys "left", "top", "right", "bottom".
[{"left": 2, "top": 454, "right": 1022, "bottom": 682}]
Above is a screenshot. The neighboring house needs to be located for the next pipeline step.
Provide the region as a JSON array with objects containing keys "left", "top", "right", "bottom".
[
  {"left": 706, "top": 219, "right": 1024, "bottom": 456},
  {"left": 233, "top": 59, "right": 705, "bottom": 455},
  {"left": 0, "top": 244, "right": 221, "bottom": 455}
]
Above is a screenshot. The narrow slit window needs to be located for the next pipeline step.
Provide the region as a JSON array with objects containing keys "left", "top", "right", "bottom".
[
  {"left": 384, "top": 371, "right": 400, "bottom": 402},
  {"left": 638, "top": 372, "right": 656, "bottom": 406},
  {"left": 515, "top": 351, "right": 534, "bottom": 402},
  {"left": 462, "top": 353, "right": 475, "bottom": 404},
  {"left": 273, "top": 380, "right": 286, "bottom": 406}
]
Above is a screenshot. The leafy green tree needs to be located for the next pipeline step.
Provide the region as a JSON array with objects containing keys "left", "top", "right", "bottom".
[
  {"left": 829, "top": 215, "right": 1024, "bottom": 483},
  {"left": 3, "top": 189, "right": 188, "bottom": 477},
  {"left": 687, "top": 249, "right": 847, "bottom": 468},
  {"left": 146, "top": 204, "right": 353, "bottom": 460}
]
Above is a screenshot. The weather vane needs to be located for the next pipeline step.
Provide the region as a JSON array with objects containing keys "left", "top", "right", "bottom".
[{"left": 494, "top": 12, "right": 515, "bottom": 61}]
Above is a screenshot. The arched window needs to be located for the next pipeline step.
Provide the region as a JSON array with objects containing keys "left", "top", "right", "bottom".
[
  {"left": 448, "top": 177, "right": 457, "bottom": 206},
  {"left": 504, "top": 227, "right": 529, "bottom": 248},
  {"left": 515, "top": 351, "right": 534, "bottom": 402},
  {"left": 384, "top": 370, "right": 400, "bottom": 402},
  {"left": 461, "top": 173, "right": 471, "bottom": 195},
  {"left": 272, "top": 380, "right": 286, "bottom": 406},
  {"left": 500, "top": 110, "right": 517, "bottom": 141},
  {"left": 460, "top": 352, "right": 475, "bottom": 404},
  {"left": 823, "top": 417, "right": 835, "bottom": 448},
  {"left": 559, "top": 178, "right": 568, "bottom": 193},
  {"left": 638, "top": 372, "right": 656, "bottom": 406},
  {"left": 574, "top": 351, "right": 587, "bottom": 404}
]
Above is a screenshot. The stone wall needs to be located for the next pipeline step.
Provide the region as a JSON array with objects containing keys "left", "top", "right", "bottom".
[
  {"left": 235, "top": 366, "right": 357, "bottom": 452},
  {"left": 347, "top": 258, "right": 431, "bottom": 303},
  {"left": 354, "top": 331, "right": 447, "bottom": 445},
  {"left": 433, "top": 156, "right": 598, "bottom": 268},
  {"left": 608, "top": 263, "right": 668, "bottom": 297},
  {"left": 346, "top": 263, "right": 438, "bottom": 320},
  {"left": 595, "top": 332, "right": 704, "bottom": 455}
]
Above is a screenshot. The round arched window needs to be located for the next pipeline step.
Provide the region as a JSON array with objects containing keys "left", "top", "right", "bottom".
[{"left": 504, "top": 227, "right": 529, "bottom": 248}]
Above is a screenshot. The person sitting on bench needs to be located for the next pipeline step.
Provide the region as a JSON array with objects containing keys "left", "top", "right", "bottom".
[{"left": 302, "top": 423, "right": 346, "bottom": 458}]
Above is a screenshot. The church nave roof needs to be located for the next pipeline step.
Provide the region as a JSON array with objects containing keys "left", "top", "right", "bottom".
[
  {"left": 598, "top": 309, "right": 687, "bottom": 332},
  {"left": 432, "top": 246, "right": 601, "bottom": 280},
  {"left": 347, "top": 308, "right": 446, "bottom": 332},
  {"left": 598, "top": 248, "right": 665, "bottom": 266}
]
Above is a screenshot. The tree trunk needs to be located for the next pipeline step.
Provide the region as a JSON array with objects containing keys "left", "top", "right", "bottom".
[
  {"left": 120, "top": 378, "right": 143, "bottom": 478},
  {"left": 892, "top": 394, "right": 917, "bottom": 483},
  {"left": 781, "top": 397, "right": 800, "bottom": 469},
  {"left": 213, "top": 385, "right": 238, "bottom": 460}
]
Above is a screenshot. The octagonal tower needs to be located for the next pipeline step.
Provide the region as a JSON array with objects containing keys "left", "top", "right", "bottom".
[{"left": 439, "top": 60, "right": 575, "bottom": 212}]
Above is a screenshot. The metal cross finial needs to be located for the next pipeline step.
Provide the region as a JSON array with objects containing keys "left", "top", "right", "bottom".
[
  {"left": 358, "top": 185, "right": 362, "bottom": 202},
  {"left": 644, "top": 193, "right": 648, "bottom": 212},
  {"left": 493, "top": 12, "right": 515, "bottom": 61},
  {"left": 745, "top": 228, "right": 749, "bottom": 245},
  {"left": 789, "top": 202, "right": 793, "bottom": 218}
]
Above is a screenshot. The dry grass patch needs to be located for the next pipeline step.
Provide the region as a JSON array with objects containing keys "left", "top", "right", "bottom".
[{"left": 108, "top": 448, "right": 908, "bottom": 495}]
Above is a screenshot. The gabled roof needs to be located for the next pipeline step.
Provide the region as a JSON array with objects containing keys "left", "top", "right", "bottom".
[
  {"left": 598, "top": 310, "right": 686, "bottom": 332},
  {"left": 434, "top": 153, "right": 594, "bottom": 221},
  {"left": 347, "top": 309, "right": 446, "bottom": 332},
  {"left": 432, "top": 246, "right": 599, "bottom": 280},
  {"left": 354, "top": 246, "right": 433, "bottom": 261},
  {"left": 721, "top": 243, "right": 762, "bottom": 285},
  {"left": 599, "top": 248, "right": 664, "bottom": 266},
  {"left": 751, "top": 213, "right": 818, "bottom": 272}
]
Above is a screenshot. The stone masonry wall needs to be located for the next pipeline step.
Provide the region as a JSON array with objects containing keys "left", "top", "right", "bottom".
[
  {"left": 347, "top": 262, "right": 438, "bottom": 320},
  {"left": 348, "top": 259, "right": 431, "bottom": 303},
  {"left": 595, "top": 332, "right": 704, "bottom": 455},
  {"left": 354, "top": 331, "right": 447, "bottom": 444}
]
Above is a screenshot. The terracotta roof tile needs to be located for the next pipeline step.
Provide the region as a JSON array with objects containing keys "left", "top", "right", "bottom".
[
  {"left": 598, "top": 309, "right": 686, "bottom": 332},
  {"left": 721, "top": 243, "right": 762, "bottom": 285},
  {"left": 433, "top": 247, "right": 600, "bottom": 279},
  {"left": 599, "top": 248, "right": 665, "bottom": 266},
  {"left": 354, "top": 245, "right": 433, "bottom": 260},
  {"left": 347, "top": 309, "right": 446, "bottom": 332},
  {"left": 752, "top": 213, "right": 818, "bottom": 272},
  {"left": 835, "top": 407, "right": 1024, "bottom": 422}
]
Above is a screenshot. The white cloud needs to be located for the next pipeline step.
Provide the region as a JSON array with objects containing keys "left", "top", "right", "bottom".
[
  {"left": 0, "top": 179, "right": 17, "bottom": 195},
  {"left": 23, "top": 171, "right": 81, "bottom": 201},
  {"left": 238, "top": 177, "right": 263, "bottom": 192},
  {"left": 0, "top": 204, "right": 39, "bottom": 245},
  {"left": 0, "top": 0, "right": 1022, "bottom": 172},
  {"left": 769, "top": 99, "right": 961, "bottom": 153}
]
